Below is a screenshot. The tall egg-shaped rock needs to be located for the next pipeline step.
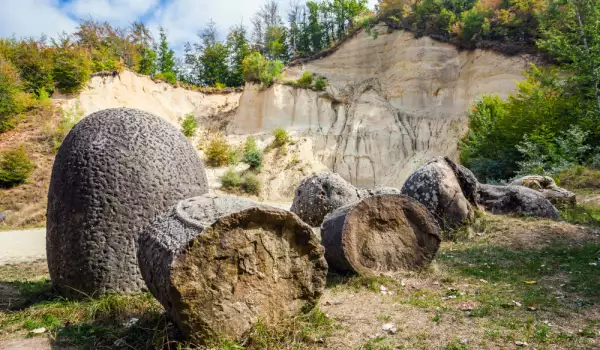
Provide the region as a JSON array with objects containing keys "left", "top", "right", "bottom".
[{"left": 47, "top": 108, "right": 208, "bottom": 297}]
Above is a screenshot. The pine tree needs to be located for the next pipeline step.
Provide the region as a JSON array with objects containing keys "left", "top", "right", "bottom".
[
  {"left": 157, "top": 27, "right": 176, "bottom": 75},
  {"left": 199, "top": 20, "right": 230, "bottom": 87},
  {"left": 226, "top": 24, "right": 250, "bottom": 87}
]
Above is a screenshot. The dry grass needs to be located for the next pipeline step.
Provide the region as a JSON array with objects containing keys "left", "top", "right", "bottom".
[
  {"left": 1, "top": 215, "right": 599, "bottom": 349},
  {"left": 0, "top": 109, "right": 59, "bottom": 230}
]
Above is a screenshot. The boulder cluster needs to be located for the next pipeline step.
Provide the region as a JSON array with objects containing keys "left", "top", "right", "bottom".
[{"left": 45, "top": 109, "right": 570, "bottom": 344}]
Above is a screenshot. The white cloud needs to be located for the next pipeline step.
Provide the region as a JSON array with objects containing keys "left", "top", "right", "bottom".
[
  {"left": 0, "top": 0, "right": 379, "bottom": 49},
  {"left": 64, "top": 0, "right": 160, "bottom": 26},
  {"left": 0, "top": 0, "right": 77, "bottom": 39}
]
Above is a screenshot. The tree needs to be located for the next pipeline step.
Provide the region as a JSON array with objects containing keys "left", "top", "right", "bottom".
[
  {"left": 157, "top": 27, "right": 176, "bottom": 75},
  {"left": 538, "top": 0, "right": 600, "bottom": 115},
  {"left": 226, "top": 24, "right": 250, "bottom": 87},
  {"left": 137, "top": 46, "right": 157, "bottom": 76},
  {"left": 199, "top": 20, "right": 230, "bottom": 87}
]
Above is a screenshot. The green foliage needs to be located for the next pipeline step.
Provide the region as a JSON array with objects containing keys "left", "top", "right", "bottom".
[
  {"left": 241, "top": 172, "right": 262, "bottom": 195},
  {"left": 296, "top": 71, "right": 314, "bottom": 88},
  {"left": 460, "top": 65, "right": 595, "bottom": 182},
  {"left": 180, "top": 114, "right": 198, "bottom": 138},
  {"left": 226, "top": 24, "right": 251, "bottom": 87},
  {"left": 45, "top": 104, "right": 84, "bottom": 152},
  {"left": 157, "top": 27, "right": 176, "bottom": 76},
  {"left": 52, "top": 47, "right": 92, "bottom": 94},
  {"left": 137, "top": 46, "right": 157, "bottom": 76},
  {"left": 242, "top": 51, "right": 284, "bottom": 86},
  {"left": 221, "top": 168, "right": 242, "bottom": 189},
  {"left": 243, "top": 136, "right": 263, "bottom": 169},
  {"left": 0, "top": 146, "right": 34, "bottom": 188},
  {"left": 154, "top": 71, "right": 176, "bottom": 84},
  {"left": 0, "top": 56, "right": 25, "bottom": 132},
  {"left": 272, "top": 127, "right": 290, "bottom": 147},
  {"left": 314, "top": 76, "right": 328, "bottom": 91},
  {"left": 205, "top": 134, "right": 231, "bottom": 167},
  {"left": 557, "top": 166, "right": 600, "bottom": 190}
]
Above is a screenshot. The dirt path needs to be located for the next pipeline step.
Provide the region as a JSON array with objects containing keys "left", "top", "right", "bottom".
[{"left": 0, "top": 229, "right": 46, "bottom": 265}]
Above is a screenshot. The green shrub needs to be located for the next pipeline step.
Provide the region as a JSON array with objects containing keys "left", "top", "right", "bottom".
[
  {"left": 180, "top": 114, "right": 198, "bottom": 138},
  {"left": 272, "top": 127, "right": 289, "bottom": 147},
  {"left": 243, "top": 136, "right": 263, "bottom": 169},
  {"left": 221, "top": 168, "right": 242, "bottom": 189},
  {"left": 0, "top": 56, "right": 24, "bottom": 132},
  {"left": 0, "top": 147, "right": 34, "bottom": 188},
  {"left": 296, "top": 71, "right": 313, "bottom": 88},
  {"left": 228, "top": 147, "right": 242, "bottom": 166},
  {"left": 46, "top": 104, "right": 84, "bottom": 152},
  {"left": 241, "top": 173, "right": 262, "bottom": 195},
  {"left": 557, "top": 166, "right": 600, "bottom": 190},
  {"left": 155, "top": 71, "right": 177, "bottom": 85},
  {"left": 52, "top": 48, "right": 92, "bottom": 94},
  {"left": 314, "top": 76, "right": 328, "bottom": 91},
  {"left": 242, "top": 52, "right": 283, "bottom": 87},
  {"left": 205, "top": 134, "right": 231, "bottom": 167}
]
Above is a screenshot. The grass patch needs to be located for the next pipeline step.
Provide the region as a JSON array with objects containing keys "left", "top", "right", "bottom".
[
  {"left": 557, "top": 166, "right": 600, "bottom": 191},
  {"left": 561, "top": 203, "right": 600, "bottom": 227}
]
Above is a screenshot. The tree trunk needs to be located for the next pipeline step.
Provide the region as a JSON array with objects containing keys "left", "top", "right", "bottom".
[
  {"left": 321, "top": 194, "right": 441, "bottom": 276},
  {"left": 137, "top": 195, "right": 327, "bottom": 344}
]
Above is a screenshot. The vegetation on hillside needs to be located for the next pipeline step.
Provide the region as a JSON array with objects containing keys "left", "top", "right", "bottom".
[{"left": 460, "top": 0, "right": 600, "bottom": 183}]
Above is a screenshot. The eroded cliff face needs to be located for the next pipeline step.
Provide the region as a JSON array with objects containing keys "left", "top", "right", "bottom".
[
  {"left": 230, "top": 26, "right": 533, "bottom": 188},
  {"left": 54, "top": 70, "right": 240, "bottom": 128}
]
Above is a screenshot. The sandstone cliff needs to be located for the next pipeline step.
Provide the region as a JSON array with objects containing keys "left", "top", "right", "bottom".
[
  {"left": 54, "top": 70, "right": 240, "bottom": 129},
  {"left": 229, "top": 26, "right": 533, "bottom": 188}
]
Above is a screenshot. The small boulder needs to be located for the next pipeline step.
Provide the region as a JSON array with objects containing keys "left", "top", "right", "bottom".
[
  {"left": 510, "top": 176, "right": 576, "bottom": 207},
  {"left": 477, "top": 184, "right": 560, "bottom": 219},
  {"left": 291, "top": 172, "right": 362, "bottom": 227},
  {"left": 137, "top": 195, "right": 327, "bottom": 344},
  {"left": 321, "top": 194, "right": 441, "bottom": 275},
  {"left": 401, "top": 157, "right": 474, "bottom": 229}
]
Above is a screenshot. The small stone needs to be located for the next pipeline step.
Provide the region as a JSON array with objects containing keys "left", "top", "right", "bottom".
[
  {"left": 381, "top": 323, "right": 397, "bottom": 334},
  {"left": 512, "top": 300, "right": 522, "bottom": 307},
  {"left": 30, "top": 328, "right": 46, "bottom": 334},
  {"left": 479, "top": 279, "right": 488, "bottom": 283},
  {"left": 123, "top": 318, "right": 139, "bottom": 328},
  {"left": 515, "top": 341, "right": 528, "bottom": 347},
  {"left": 527, "top": 306, "right": 537, "bottom": 311}
]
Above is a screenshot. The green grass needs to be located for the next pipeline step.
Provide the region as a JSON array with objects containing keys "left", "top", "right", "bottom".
[{"left": 561, "top": 203, "right": 600, "bottom": 227}]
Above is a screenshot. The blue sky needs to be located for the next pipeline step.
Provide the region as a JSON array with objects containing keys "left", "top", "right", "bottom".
[{"left": 0, "top": 0, "right": 378, "bottom": 51}]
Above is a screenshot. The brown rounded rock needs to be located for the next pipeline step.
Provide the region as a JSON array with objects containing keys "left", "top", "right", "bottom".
[
  {"left": 137, "top": 195, "right": 327, "bottom": 344},
  {"left": 321, "top": 194, "right": 441, "bottom": 275}
]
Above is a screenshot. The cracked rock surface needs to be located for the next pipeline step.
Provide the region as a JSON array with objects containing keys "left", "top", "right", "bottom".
[
  {"left": 47, "top": 108, "right": 208, "bottom": 297},
  {"left": 137, "top": 195, "right": 327, "bottom": 344}
]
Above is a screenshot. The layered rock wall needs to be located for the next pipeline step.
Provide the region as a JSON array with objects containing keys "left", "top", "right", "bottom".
[{"left": 230, "top": 26, "right": 532, "bottom": 188}]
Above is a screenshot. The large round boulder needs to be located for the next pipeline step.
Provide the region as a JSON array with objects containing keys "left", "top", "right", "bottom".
[
  {"left": 401, "top": 157, "right": 475, "bottom": 229},
  {"left": 321, "top": 194, "right": 441, "bottom": 275},
  {"left": 291, "top": 172, "right": 362, "bottom": 227},
  {"left": 137, "top": 195, "right": 327, "bottom": 344},
  {"left": 47, "top": 108, "right": 208, "bottom": 297},
  {"left": 477, "top": 184, "right": 561, "bottom": 219}
]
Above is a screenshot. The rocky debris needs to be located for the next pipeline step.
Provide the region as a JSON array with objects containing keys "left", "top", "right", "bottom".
[
  {"left": 401, "top": 157, "right": 475, "bottom": 229},
  {"left": 510, "top": 175, "right": 576, "bottom": 207},
  {"left": 0, "top": 210, "right": 11, "bottom": 223},
  {"left": 321, "top": 194, "right": 441, "bottom": 275},
  {"left": 137, "top": 194, "right": 327, "bottom": 345},
  {"left": 359, "top": 187, "right": 403, "bottom": 197},
  {"left": 291, "top": 173, "right": 362, "bottom": 227},
  {"left": 477, "top": 184, "right": 561, "bottom": 219},
  {"left": 46, "top": 108, "right": 209, "bottom": 297}
]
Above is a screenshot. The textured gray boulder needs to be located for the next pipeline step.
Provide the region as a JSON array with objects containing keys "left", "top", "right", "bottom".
[
  {"left": 47, "top": 108, "right": 208, "bottom": 297},
  {"left": 291, "top": 172, "right": 362, "bottom": 227},
  {"left": 510, "top": 176, "right": 576, "bottom": 207},
  {"left": 477, "top": 184, "right": 561, "bottom": 219},
  {"left": 137, "top": 194, "right": 327, "bottom": 344},
  {"left": 401, "top": 157, "right": 475, "bottom": 229},
  {"left": 321, "top": 194, "right": 441, "bottom": 275}
]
